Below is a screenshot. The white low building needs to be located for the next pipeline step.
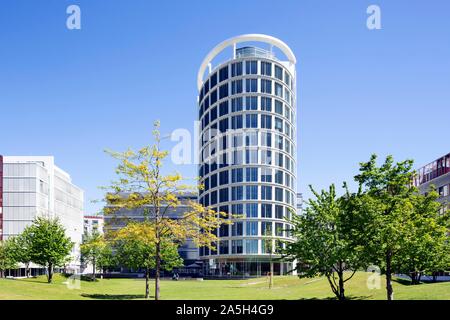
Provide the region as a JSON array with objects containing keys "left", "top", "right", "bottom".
[{"left": 0, "top": 156, "right": 84, "bottom": 274}]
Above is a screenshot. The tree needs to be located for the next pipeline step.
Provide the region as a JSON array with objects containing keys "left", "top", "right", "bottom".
[
  {"left": 8, "top": 229, "right": 33, "bottom": 278},
  {"left": 394, "top": 192, "right": 450, "bottom": 284},
  {"left": 114, "top": 221, "right": 183, "bottom": 299},
  {"left": 0, "top": 239, "right": 18, "bottom": 278},
  {"left": 104, "top": 121, "right": 229, "bottom": 300},
  {"left": 352, "top": 154, "right": 450, "bottom": 300},
  {"left": 80, "top": 232, "right": 109, "bottom": 281},
  {"left": 27, "top": 217, "right": 73, "bottom": 283},
  {"left": 283, "top": 184, "right": 364, "bottom": 300}
]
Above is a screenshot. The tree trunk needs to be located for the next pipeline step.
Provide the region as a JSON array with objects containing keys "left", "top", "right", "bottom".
[
  {"left": 155, "top": 241, "right": 161, "bottom": 300},
  {"left": 47, "top": 263, "right": 53, "bottom": 283},
  {"left": 269, "top": 260, "right": 274, "bottom": 289},
  {"left": 338, "top": 271, "right": 345, "bottom": 300},
  {"left": 385, "top": 251, "right": 394, "bottom": 300},
  {"left": 145, "top": 268, "right": 150, "bottom": 299},
  {"left": 26, "top": 263, "right": 30, "bottom": 278},
  {"left": 93, "top": 257, "right": 96, "bottom": 281}
]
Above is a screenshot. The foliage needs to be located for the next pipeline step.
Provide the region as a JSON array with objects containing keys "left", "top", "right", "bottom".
[
  {"left": 351, "top": 154, "right": 450, "bottom": 300},
  {"left": 80, "top": 232, "right": 111, "bottom": 280},
  {"left": 283, "top": 184, "right": 364, "bottom": 300},
  {"left": 26, "top": 217, "right": 73, "bottom": 283},
  {"left": 0, "top": 239, "right": 18, "bottom": 277},
  {"left": 103, "top": 121, "right": 229, "bottom": 299},
  {"left": 8, "top": 229, "right": 33, "bottom": 277}
]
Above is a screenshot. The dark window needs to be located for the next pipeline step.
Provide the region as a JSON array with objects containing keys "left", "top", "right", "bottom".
[
  {"left": 231, "top": 168, "right": 243, "bottom": 183},
  {"left": 232, "top": 240, "right": 243, "bottom": 254},
  {"left": 219, "top": 101, "right": 228, "bottom": 116},
  {"left": 210, "top": 73, "right": 217, "bottom": 89},
  {"left": 210, "top": 191, "right": 217, "bottom": 205},
  {"left": 245, "top": 96, "right": 257, "bottom": 110},
  {"left": 204, "top": 79, "right": 210, "bottom": 95},
  {"left": 219, "top": 118, "right": 228, "bottom": 133},
  {"left": 231, "top": 97, "right": 243, "bottom": 112},
  {"left": 210, "top": 174, "right": 217, "bottom": 189},
  {"left": 219, "top": 187, "right": 229, "bottom": 202},
  {"left": 261, "top": 186, "right": 272, "bottom": 200},
  {"left": 275, "top": 187, "right": 283, "bottom": 201},
  {"left": 275, "top": 65, "right": 283, "bottom": 80},
  {"left": 245, "top": 114, "right": 257, "bottom": 128},
  {"left": 231, "top": 79, "right": 243, "bottom": 94},
  {"left": 219, "top": 171, "right": 229, "bottom": 185},
  {"left": 231, "top": 115, "right": 243, "bottom": 129},
  {"left": 275, "top": 100, "right": 283, "bottom": 114},
  {"left": 275, "top": 205, "right": 284, "bottom": 219},
  {"left": 275, "top": 170, "right": 283, "bottom": 184},
  {"left": 246, "top": 60, "right": 257, "bottom": 74},
  {"left": 219, "top": 241, "right": 229, "bottom": 254},
  {"left": 245, "top": 79, "right": 257, "bottom": 92},
  {"left": 261, "top": 204, "right": 272, "bottom": 218},
  {"left": 261, "top": 114, "right": 272, "bottom": 129},
  {"left": 246, "top": 167, "right": 258, "bottom": 182},
  {"left": 261, "top": 79, "right": 272, "bottom": 93},
  {"left": 210, "top": 106, "right": 217, "bottom": 122},
  {"left": 210, "top": 89, "right": 217, "bottom": 106},
  {"left": 219, "top": 66, "right": 229, "bottom": 82},
  {"left": 261, "top": 61, "right": 272, "bottom": 76},
  {"left": 262, "top": 222, "right": 272, "bottom": 236},
  {"left": 261, "top": 97, "right": 272, "bottom": 111},
  {"left": 219, "top": 83, "right": 228, "bottom": 99},
  {"left": 232, "top": 223, "right": 243, "bottom": 237},
  {"left": 231, "top": 62, "right": 243, "bottom": 77}
]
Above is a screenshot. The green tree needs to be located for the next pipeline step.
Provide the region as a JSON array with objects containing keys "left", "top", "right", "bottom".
[
  {"left": 8, "top": 229, "right": 33, "bottom": 278},
  {"left": 0, "top": 239, "right": 18, "bottom": 278},
  {"left": 27, "top": 217, "right": 73, "bottom": 283},
  {"left": 114, "top": 221, "right": 183, "bottom": 299},
  {"left": 352, "top": 154, "right": 449, "bottom": 300},
  {"left": 283, "top": 184, "right": 364, "bottom": 300},
  {"left": 104, "top": 121, "right": 229, "bottom": 300},
  {"left": 80, "top": 232, "right": 109, "bottom": 281},
  {"left": 394, "top": 192, "right": 450, "bottom": 284}
]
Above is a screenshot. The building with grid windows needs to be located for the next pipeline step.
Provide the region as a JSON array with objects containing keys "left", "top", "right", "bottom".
[
  {"left": 414, "top": 152, "right": 450, "bottom": 214},
  {"left": 197, "top": 34, "right": 298, "bottom": 277},
  {"left": 0, "top": 156, "right": 84, "bottom": 274}
]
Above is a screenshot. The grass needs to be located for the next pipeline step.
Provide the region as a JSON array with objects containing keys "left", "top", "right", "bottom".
[{"left": 0, "top": 272, "right": 449, "bottom": 300}]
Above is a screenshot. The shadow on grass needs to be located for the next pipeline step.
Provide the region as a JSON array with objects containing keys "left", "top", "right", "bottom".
[
  {"left": 81, "top": 293, "right": 148, "bottom": 300},
  {"left": 393, "top": 278, "right": 414, "bottom": 286}
]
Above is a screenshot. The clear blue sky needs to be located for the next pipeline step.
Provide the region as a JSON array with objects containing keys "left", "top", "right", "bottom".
[{"left": 1, "top": 0, "right": 449, "bottom": 214}]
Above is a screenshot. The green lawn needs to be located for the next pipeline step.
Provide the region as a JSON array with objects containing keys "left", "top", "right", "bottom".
[{"left": 0, "top": 272, "right": 449, "bottom": 300}]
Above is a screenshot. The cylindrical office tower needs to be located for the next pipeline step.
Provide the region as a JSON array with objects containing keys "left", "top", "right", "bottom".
[{"left": 197, "top": 34, "right": 297, "bottom": 277}]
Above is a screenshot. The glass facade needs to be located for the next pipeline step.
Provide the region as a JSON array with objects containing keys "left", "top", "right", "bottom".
[{"left": 198, "top": 42, "right": 297, "bottom": 277}]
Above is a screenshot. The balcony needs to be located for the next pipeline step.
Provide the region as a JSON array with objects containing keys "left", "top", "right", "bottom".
[{"left": 235, "top": 46, "right": 276, "bottom": 60}]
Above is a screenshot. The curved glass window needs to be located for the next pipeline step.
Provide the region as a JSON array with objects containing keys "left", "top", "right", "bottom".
[
  {"left": 231, "top": 80, "right": 243, "bottom": 95},
  {"left": 261, "top": 61, "right": 272, "bottom": 76},
  {"left": 246, "top": 223, "right": 258, "bottom": 236},
  {"left": 231, "top": 62, "right": 243, "bottom": 77},
  {"left": 245, "top": 239, "right": 258, "bottom": 254},
  {"left": 219, "top": 66, "right": 229, "bottom": 82},
  {"left": 246, "top": 61, "right": 257, "bottom": 74},
  {"left": 245, "top": 79, "right": 257, "bottom": 92},
  {"left": 246, "top": 203, "right": 258, "bottom": 217}
]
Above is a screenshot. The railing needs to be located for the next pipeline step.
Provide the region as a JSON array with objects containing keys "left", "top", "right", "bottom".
[{"left": 236, "top": 46, "right": 276, "bottom": 60}]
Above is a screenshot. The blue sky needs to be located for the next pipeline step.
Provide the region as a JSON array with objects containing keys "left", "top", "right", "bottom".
[{"left": 1, "top": 0, "right": 449, "bottom": 214}]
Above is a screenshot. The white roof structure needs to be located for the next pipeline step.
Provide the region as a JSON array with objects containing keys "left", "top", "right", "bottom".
[{"left": 197, "top": 34, "right": 297, "bottom": 91}]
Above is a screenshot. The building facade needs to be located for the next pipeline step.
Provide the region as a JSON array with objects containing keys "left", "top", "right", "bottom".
[
  {"left": 0, "top": 156, "right": 84, "bottom": 273},
  {"left": 104, "top": 192, "right": 200, "bottom": 267},
  {"left": 414, "top": 152, "right": 450, "bottom": 214},
  {"left": 83, "top": 215, "right": 104, "bottom": 237},
  {"left": 197, "top": 34, "right": 298, "bottom": 277}
]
